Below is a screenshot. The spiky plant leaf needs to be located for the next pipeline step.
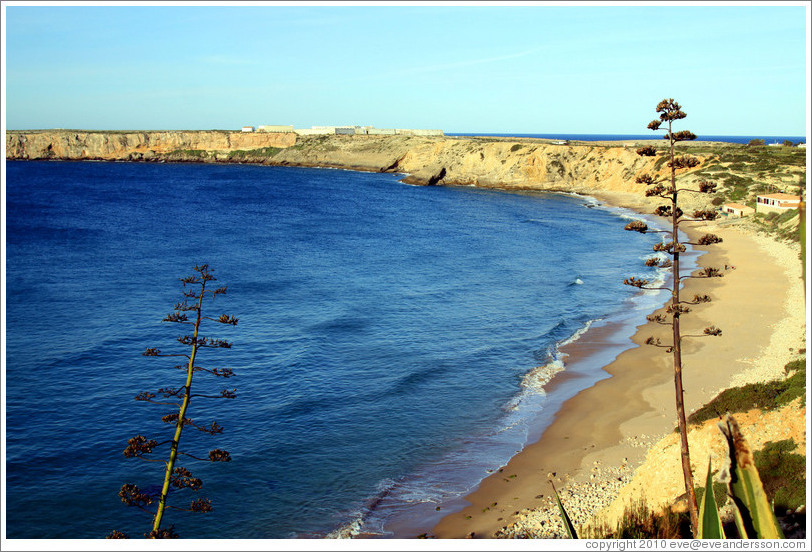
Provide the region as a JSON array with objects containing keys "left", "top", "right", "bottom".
[
  {"left": 719, "top": 415, "right": 785, "bottom": 539},
  {"left": 698, "top": 458, "right": 725, "bottom": 539},
  {"left": 550, "top": 481, "right": 578, "bottom": 539}
]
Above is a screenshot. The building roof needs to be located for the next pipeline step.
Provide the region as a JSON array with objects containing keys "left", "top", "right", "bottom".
[
  {"left": 757, "top": 193, "right": 801, "bottom": 201},
  {"left": 724, "top": 203, "right": 753, "bottom": 211}
]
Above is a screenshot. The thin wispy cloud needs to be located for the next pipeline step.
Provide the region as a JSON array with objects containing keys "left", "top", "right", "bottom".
[{"left": 199, "top": 54, "right": 258, "bottom": 66}]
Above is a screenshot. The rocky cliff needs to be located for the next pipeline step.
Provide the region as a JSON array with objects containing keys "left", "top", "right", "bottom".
[
  {"left": 6, "top": 130, "right": 709, "bottom": 206},
  {"left": 5, "top": 130, "right": 296, "bottom": 161}
]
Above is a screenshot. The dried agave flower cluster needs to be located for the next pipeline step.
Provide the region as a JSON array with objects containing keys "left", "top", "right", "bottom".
[{"left": 109, "top": 264, "right": 238, "bottom": 539}]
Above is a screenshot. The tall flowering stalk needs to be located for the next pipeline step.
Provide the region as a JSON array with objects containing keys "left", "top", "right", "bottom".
[
  {"left": 623, "top": 99, "right": 724, "bottom": 536},
  {"left": 110, "top": 264, "right": 238, "bottom": 539}
]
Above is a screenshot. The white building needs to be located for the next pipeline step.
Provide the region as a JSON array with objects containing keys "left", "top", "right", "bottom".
[
  {"left": 241, "top": 126, "right": 255, "bottom": 133},
  {"left": 755, "top": 193, "right": 801, "bottom": 215},
  {"left": 295, "top": 127, "right": 334, "bottom": 136},
  {"left": 721, "top": 203, "right": 755, "bottom": 217},
  {"left": 293, "top": 125, "right": 444, "bottom": 137}
]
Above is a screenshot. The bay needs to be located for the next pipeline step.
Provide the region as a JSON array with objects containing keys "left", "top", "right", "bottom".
[{"left": 4, "top": 160, "right": 665, "bottom": 538}]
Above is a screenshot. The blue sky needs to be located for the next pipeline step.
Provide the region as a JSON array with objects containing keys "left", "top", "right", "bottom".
[{"left": 2, "top": 2, "right": 809, "bottom": 135}]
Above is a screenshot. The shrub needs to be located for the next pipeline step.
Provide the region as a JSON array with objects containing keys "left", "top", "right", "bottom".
[
  {"left": 587, "top": 499, "right": 688, "bottom": 539},
  {"left": 687, "top": 358, "right": 806, "bottom": 425},
  {"left": 753, "top": 440, "right": 806, "bottom": 511}
]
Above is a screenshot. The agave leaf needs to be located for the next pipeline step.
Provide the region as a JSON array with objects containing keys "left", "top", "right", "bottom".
[
  {"left": 731, "top": 502, "right": 749, "bottom": 540},
  {"left": 698, "top": 458, "right": 725, "bottom": 539},
  {"left": 719, "top": 415, "right": 785, "bottom": 539},
  {"left": 550, "top": 481, "right": 578, "bottom": 539}
]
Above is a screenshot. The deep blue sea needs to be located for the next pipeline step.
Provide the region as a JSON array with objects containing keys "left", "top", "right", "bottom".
[
  {"left": 5, "top": 161, "right": 675, "bottom": 539},
  {"left": 449, "top": 133, "right": 807, "bottom": 145}
]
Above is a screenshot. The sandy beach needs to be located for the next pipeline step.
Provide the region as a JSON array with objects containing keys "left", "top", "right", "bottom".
[{"left": 430, "top": 194, "right": 806, "bottom": 539}]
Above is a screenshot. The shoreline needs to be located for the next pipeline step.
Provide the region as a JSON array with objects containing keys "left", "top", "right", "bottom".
[
  {"left": 428, "top": 192, "right": 805, "bottom": 539},
  {"left": 351, "top": 191, "right": 683, "bottom": 539},
  {"left": 366, "top": 191, "right": 693, "bottom": 539}
]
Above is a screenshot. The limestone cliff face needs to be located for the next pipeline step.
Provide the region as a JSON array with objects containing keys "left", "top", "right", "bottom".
[
  {"left": 6, "top": 130, "right": 296, "bottom": 160},
  {"left": 6, "top": 131, "right": 703, "bottom": 205},
  {"left": 386, "top": 139, "right": 657, "bottom": 194},
  {"left": 271, "top": 135, "right": 697, "bottom": 205}
]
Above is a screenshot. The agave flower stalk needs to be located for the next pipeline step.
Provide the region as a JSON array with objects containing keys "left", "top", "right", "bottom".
[
  {"left": 622, "top": 99, "right": 725, "bottom": 536},
  {"left": 114, "top": 264, "right": 237, "bottom": 539}
]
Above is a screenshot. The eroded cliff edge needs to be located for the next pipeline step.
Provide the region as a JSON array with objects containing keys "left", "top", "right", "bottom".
[{"left": 6, "top": 130, "right": 705, "bottom": 203}]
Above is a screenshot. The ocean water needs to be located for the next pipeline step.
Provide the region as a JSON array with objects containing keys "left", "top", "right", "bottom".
[
  {"left": 5, "top": 160, "right": 671, "bottom": 539},
  {"left": 448, "top": 132, "right": 807, "bottom": 145}
]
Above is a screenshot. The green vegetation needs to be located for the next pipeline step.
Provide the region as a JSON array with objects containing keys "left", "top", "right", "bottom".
[
  {"left": 168, "top": 149, "right": 210, "bottom": 158},
  {"left": 721, "top": 174, "right": 757, "bottom": 202},
  {"left": 685, "top": 143, "right": 805, "bottom": 243},
  {"left": 687, "top": 358, "right": 806, "bottom": 426},
  {"left": 697, "top": 461, "right": 725, "bottom": 538},
  {"left": 652, "top": 154, "right": 670, "bottom": 172},
  {"left": 719, "top": 417, "right": 785, "bottom": 538},
  {"left": 586, "top": 500, "right": 687, "bottom": 539},
  {"left": 691, "top": 417, "right": 788, "bottom": 539},
  {"left": 510, "top": 144, "right": 524, "bottom": 152},
  {"left": 584, "top": 423, "right": 799, "bottom": 540},
  {"left": 694, "top": 479, "right": 729, "bottom": 513},
  {"left": 752, "top": 209, "right": 803, "bottom": 243},
  {"left": 550, "top": 482, "right": 579, "bottom": 538},
  {"left": 164, "top": 147, "right": 282, "bottom": 162},
  {"left": 689, "top": 144, "right": 805, "bottom": 180},
  {"left": 800, "top": 201, "right": 807, "bottom": 286},
  {"left": 753, "top": 440, "right": 806, "bottom": 511},
  {"left": 226, "top": 147, "right": 282, "bottom": 160}
]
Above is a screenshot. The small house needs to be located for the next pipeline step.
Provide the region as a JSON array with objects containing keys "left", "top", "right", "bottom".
[
  {"left": 755, "top": 193, "right": 801, "bottom": 215},
  {"left": 721, "top": 203, "right": 754, "bottom": 217},
  {"left": 241, "top": 126, "right": 255, "bottom": 133}
]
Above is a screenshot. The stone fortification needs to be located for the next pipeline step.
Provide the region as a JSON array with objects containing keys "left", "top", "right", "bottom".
[{"left": 293, "top": 126, "right": 443, "bottom": 136}]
